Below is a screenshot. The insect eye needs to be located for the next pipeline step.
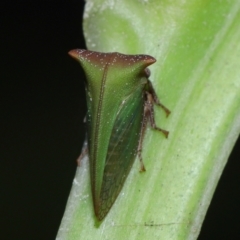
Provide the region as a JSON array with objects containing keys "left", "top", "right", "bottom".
[{"left": 144, "top": 68, "right": 151, "bottom": 77}]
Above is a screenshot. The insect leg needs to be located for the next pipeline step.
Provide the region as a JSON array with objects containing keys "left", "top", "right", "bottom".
[
  {"left": 137, "top": 86, "right": 170, "bottom": 171},
  {"left": 147, "top": 80, "right": 171, "bottom": 117},
  {"left": 137, "top": 107, "right": 148, "bottom": 172},
  {"left": 145, "top": 91, "right": 169, "bottom": 138},
  {"left": 76, "top": 135, "right": 88, "bottom": 166},
  {"left": 76, "top": 115, "right": 88, "bottom": 166}
]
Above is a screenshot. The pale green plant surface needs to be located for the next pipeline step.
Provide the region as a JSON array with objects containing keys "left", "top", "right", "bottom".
[{"left": 57, "top": 1, "right": 240, "bottom": 239}]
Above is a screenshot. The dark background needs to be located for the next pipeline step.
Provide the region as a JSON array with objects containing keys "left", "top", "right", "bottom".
[{"left": 1, "top": 1, "right": 239, "bottom": 239}]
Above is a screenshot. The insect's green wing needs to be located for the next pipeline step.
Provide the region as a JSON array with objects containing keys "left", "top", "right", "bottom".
[{"left": 96, "top": 87, "right": 145, "bottom": 220}]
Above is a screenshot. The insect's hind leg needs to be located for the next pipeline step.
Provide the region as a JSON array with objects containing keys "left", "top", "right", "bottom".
[
  {"left": 137, "top": 85, "right": 170, "bottom": 172},
  {"left": 76, "top": 134, "right": 88, "bottom": 166},
  {"left": 137, "top": 109, "right": 148, "bottom": 172},
  {"left": 76, "top": 115, "right": 89, "bottom": 166}
]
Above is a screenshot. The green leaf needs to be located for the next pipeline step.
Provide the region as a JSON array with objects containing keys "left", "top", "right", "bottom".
[{"left": 57, "top": 1, "right": 240, "bottom": 239}]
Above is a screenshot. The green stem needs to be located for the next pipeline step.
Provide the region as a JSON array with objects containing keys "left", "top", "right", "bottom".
[{"left": 57, "top": 1, "right": 240, "bottom": 239}]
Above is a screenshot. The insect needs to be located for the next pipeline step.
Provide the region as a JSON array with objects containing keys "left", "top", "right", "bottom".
[{"left": 68, "top": 49, "right": 170, "bottom": 221}]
